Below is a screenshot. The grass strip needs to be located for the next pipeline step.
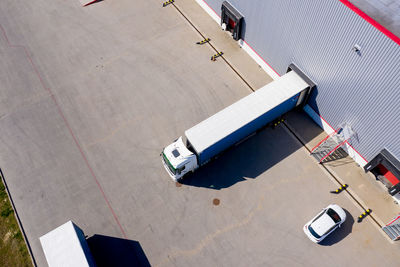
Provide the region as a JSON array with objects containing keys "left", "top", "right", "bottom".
[{"left": 0, "top": 180, "right": 33, "bottom": 267}]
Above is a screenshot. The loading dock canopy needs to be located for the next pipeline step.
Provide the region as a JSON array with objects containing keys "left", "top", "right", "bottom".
[
  {"left": 221, "top": 1, "right": 243, "bottom": 40},
  {"left": 40, "top": 221, "right": 96, "bottom": 267},
  {"left": 364, "top": 149, "right": 400, "bottom": 195},
  {"left": 185, "top": 70, "right": 309, "bottom": 155}
]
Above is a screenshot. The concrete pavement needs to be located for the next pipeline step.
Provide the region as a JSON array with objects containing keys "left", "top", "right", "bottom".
[
  {"left": 0, "top": 0, "right": 399, "bottom": 266},
  {"left": 171, "top": 0, "right": 273, "bottom": 90},
  {"left": 285, "top": 110, "right": 400, "bottom": 229}
]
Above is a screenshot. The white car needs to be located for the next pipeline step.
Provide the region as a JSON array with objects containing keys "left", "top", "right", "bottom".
[{"left": 303, "top": 204, "right": 346, "bottom": 243}]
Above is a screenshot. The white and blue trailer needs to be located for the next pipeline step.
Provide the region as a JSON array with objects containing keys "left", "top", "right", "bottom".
[{"left": 162, "top": 66, "right": 314, "bottom": 181}]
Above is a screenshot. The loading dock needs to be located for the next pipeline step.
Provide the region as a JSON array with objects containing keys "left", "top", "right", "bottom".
[
  {"left": 2, "top": 0, "right": 400, "bottom": 266},
  {"left": 364, "top": 149, "right": 400, "bottom": 201},
  {"left": 221, "top": 1, "right": 243, "bottom": 40}
]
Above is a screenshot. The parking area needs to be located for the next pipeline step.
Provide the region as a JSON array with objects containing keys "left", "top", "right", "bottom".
[{"left": 0, "top": 0, "right": 399, "bottom": 266}]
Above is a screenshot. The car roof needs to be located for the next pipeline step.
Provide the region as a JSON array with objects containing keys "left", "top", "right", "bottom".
[{"left": 311, "top": 213, "right": 336, "bottom": 237}]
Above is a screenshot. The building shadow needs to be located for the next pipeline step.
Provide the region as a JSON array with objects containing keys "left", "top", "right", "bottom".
[
  {"left": 321, "top": 147, "right": 349, "bottom": 163},
  {"left": 240, "top": 18, "right": 247, "bottom": 40},
  {"left": 87, "top": 234, "right": 150, "bottom": 267},
  {"left": 324, "top": 157, "right": 355, "bottom": 168},
  {"left": 319, "top": 209, "right": 354, "bottom": 246},
  {"left": 285, "top": 109, "right": 358, "bottom": 169}
]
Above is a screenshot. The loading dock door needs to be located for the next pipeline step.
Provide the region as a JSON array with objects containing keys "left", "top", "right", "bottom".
[
  {"left": 364, "top": 148, "right": 400, "bottom": 196},
  {"left": 221, "top": 1, "right": 243, "bottom": 40}
]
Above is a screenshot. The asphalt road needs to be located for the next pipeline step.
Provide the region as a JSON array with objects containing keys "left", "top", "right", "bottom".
[{"left": 0, "top": 0, "right": 399, "bottom": 266}]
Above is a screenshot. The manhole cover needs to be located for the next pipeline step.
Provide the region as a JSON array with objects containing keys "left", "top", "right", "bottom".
[{"left": 213, "top": 198, "right": 220, "bottom": 206}]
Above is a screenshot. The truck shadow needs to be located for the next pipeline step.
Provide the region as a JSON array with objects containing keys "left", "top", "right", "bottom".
[
  {"left": 319, "top": 209, "right": 354, "bottom": 246},
  {"left": 181, "top": 109, "right": 341, "bottom": 190},
  {"left": 181, "top": 111, "right": 312, "bottom": 189},
  {"left": 87, "top": 234, "right": 150, "bottom": 267}
]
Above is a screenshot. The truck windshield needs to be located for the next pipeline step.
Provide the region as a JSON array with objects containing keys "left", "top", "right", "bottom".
[{"left": 162, "top": 152, "right": 176, "bottom": 175}]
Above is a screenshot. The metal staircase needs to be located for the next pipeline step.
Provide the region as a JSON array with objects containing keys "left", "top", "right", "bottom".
[
  {"left": 311, "top": 128, "right": 348, "bottom": 163},
  {"left": 382, "top": 215, "right": 400, "bottom": 241},
  {"left": 311, "top": 123, "right": 356, "bottom": 163}
]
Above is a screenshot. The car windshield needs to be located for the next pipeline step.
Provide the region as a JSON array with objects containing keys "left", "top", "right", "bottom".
[
  {"left": 172, "top": 149, "right": 180, "bottom": 157},
  {"left": 312, "top": 210, "right": 325, "bottom": 223},
  {"left": 162, "top": 152, "right": 176, "bottom": 175},
  {"left": 308, "top": 225, "right": 321, "bottom": 239},
  {"left": 327, "top": 208, "right": 341, "bottom": 223}
]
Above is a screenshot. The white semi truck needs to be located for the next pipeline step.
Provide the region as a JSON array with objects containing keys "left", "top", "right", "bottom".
[{"left": 162, "top": 65, "right": 314, "bottom": 181}]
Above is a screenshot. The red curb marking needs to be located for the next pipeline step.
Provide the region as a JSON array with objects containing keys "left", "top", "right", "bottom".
[
  {"left": 199, "top": 0, "right": 369, "bottom": 163},
  {"left": 339, "top": 0, "right": 400, "bottom": 46},
  {"left": 82, "top": 0, "right": 99, "bottom": 7},
  {"left": 0, "top": 24, "right": 127, "bottom": 238},
  {"left": 386, "top": 215, "right": 400, "bottom": 226},
  {"left": 242, "top": 40, "right": 281, "bottom": 77},
  {"left": 200, "top": 0, "right": 220, "bottom": 18},
  {"left": 311, "top": 128, "right": 341, "bottom": 152}
]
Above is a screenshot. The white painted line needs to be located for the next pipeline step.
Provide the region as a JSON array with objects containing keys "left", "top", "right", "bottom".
[
  {"left": 238, "top": 40, "right": 280, "bottom": 80},
  {"left": 194, "top": 0, "right": 220, "bottom": 24}
]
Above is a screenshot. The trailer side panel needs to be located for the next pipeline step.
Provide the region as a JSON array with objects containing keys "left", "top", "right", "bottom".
[
  {"left": 185, "top": 71, "right": 309, "bottom": 165},
  {"left": 198, "top": 93, "right": 300, "bottom": 164}
]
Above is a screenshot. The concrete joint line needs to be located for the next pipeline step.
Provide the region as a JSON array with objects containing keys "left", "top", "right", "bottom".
[
  {"left": 282, "top": 122, "right": 388, "bottom": 234},
  {"left": 0, "top": 23, "right": 127, "bottom": 242},
  {"left": 171, "top": 2, "right": 254, "bottom": 91}
]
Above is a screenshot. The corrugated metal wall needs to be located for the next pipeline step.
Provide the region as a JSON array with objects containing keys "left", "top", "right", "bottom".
[{"left": 204, "top": 0, "right": 400, "bottom": 162}]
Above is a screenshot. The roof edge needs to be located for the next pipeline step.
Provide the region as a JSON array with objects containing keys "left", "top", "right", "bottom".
[{"left": 339, "top": 0, "right": 400, "bottom": 46}]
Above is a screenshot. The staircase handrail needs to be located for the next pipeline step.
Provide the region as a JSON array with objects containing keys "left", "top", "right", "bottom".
[
  {"left": 311, "top": 128, "right": 341, "bottom": 153},
  {"left": 319, "top": 139, "right": 349, "bottom": 163},
  {"left": 386, "top": 215, "right": 400, "bottom": 226}
]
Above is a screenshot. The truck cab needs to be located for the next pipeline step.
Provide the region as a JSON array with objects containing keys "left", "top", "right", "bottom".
[{"left": 161, "top": 137, "right": 198, "bottom": 181}]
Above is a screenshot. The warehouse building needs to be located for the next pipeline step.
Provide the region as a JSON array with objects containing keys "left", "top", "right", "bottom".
[{"left": 195, "top": 0, "right": 400, "bottom": 200}]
